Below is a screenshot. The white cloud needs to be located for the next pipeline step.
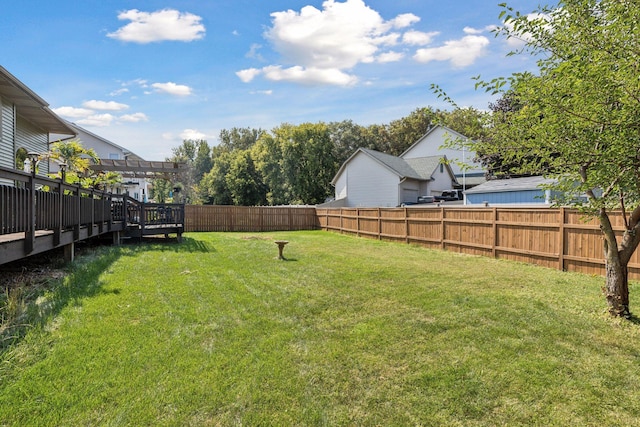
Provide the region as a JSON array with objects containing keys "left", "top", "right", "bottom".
[
  {"left": 76, "top": 114, "right": 116, "bottom": 127},
  {"left": 246, "top": 43, "right": 264, "bottom": 60},
  {"left": 236, "top": 68, "right": 262, "bottom": 83},
  {"left": 151, "top": 82, "right": 193, "bottom": 96},
  {"left": 463, "top": 25, "right": 497, "bottom": 35},
  {"left": 376, "top": 51, "right": 404, "bottom": 63},
  {"left": 52, "top": 106, "right": 94, "bottom": 119},
  {"left": 251, "top": 90, "right": 273, "bottom": 95},
  {"left": 107, "top": 9, "right": 205, "bottom": 43},
  {"left": 262, "top": 65, "right": 358, "bottom": 86},
  {"left": 402, "top": 30, "right": 439, "bottom": 46},
  {"left": 414, "top": 35, "right": 490, "bottom": 68},
  {"left": 82, "top": 100, "right": 129, "bottom": 111},
  {"left": 388, "top": 13, "right": 420, "bottom": 29},
  {"left": 119, "top": 112, "right": 149, "bottom": 123},
  {"left": 239, "top": 0, "right": 421, "bottom": 86},
  {"left": 180, "top": 129, "right": 207, "bottom": 140},
  {"left": 266, "top": 0, "right": 394, "bottom": 69},
  {"left": 109, "top": 87, "right": 130, "bottom": 97}
]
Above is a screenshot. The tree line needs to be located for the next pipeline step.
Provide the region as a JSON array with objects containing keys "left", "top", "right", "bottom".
[{"left": 151, "top": 107, "right": 488, "bottom": 206}]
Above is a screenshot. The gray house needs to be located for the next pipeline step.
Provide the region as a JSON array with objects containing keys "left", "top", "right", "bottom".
[{"left": 0, "top": 66, "right": 75, "bottom": 177}]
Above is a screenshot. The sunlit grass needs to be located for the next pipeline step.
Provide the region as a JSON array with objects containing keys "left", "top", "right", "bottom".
[{"left": 1, "top": 231, "right": 640, "bottom": 426}]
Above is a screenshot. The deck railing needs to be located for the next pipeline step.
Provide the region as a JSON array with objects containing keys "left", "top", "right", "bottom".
[
  {"left": 1, "top": 165, "right": 117, "bottom": 252},
  {"left": 0, "top": 165, "right": 184, "bottom": 265}
]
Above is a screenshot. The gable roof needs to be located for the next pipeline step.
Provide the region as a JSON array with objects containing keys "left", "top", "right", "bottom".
[
  {"left": 331, "top": 147, "right": 453, "bottom": 185},
  {"left": 400, "top": 124, "right": 471, "bottom": 159},
  {"left": 465, "top": 176, "right": 555, "bottom": 194},
  {"left": 0, "top": 66, "right": 75, "bottom": 135},
  {"left": 55, "top": 121, "right": 145, "bottom": 161}
]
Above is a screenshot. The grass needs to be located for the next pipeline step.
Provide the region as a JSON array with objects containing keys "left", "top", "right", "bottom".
[{"left": 1, "top": 230, "right": 640, "bottom": 426}]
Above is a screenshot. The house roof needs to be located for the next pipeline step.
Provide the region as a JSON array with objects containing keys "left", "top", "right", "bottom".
[
  {"left": 331, "top": 147, "right": 452, "bottom": 185},
  {"left": 56, "top": 121, "right": 145, "bottom": 161},
  {"left": 400, "top": 124, "right": 471, "bottom": 159},
  {"left": 361, "top": 148, "right": 426, "bottom": 180},
  {"left": 0, "top": 66, "right": 75, "bottom": 135},
  {"left": 465, "top": 176, "right": 555, "bottom": 194}
]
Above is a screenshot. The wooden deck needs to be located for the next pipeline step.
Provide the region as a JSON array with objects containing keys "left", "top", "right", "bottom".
[{"left": 0, "top": 165, "right": 184, "bottom": 266}]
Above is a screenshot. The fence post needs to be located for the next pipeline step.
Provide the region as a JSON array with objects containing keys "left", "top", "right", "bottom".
[
  {"left": 558, "top": 207, "right": 565, "bottom": 271},
  {"left": 54, "top": 178, "right": 63, "bottom": 246},
  {"left": 288, "top": 207, "right": 293, "bottom": 231},
  {"left": 25, "top": 173, "right": 36, "bottom": 253},
  {"left": 405, "top": 207, "right": 409, "bottom": 243},
  {"left": 492, "top": 207, "right": 498, "bottom": 258},
  {"left": 88, "top": 189, "right": 95, "bottom": 236},
  {"left": 440, "top": 206, "right": 445, "bottom": 250},
  {"left": 378, "top": 208, "right": 381, "bottom": 240},
  {"left": 74, "top": 184, "right": 81, "bottom": 241}
]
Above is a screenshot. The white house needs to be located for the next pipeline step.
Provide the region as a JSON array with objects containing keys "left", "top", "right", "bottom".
[
  {"left": 0, "top": 65, "right": 75, "bottom": 179},
  {"left": 401, "top": 124, "right": 486, "bottom": 190},
  {"left": 330, "top": 148, "right": 457, "bottom": 207},
  {"left": 51, "top": 122, "right": 150, "bottom": 202}
]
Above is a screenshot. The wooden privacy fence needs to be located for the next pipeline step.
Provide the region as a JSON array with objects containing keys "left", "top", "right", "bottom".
[
  {"left": 185, "top": 205, "right": 320, "bottom": 232},
  {"left": 316, "top": 206, "right": 640, "bottom": 280}
]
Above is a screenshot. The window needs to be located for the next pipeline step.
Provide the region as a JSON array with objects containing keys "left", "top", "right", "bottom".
[
  {"left": 440, "top": 163, "right": 444, "bottom": 173},
  {"left": 109, "top": 153, "right": 120, "bottom": 160}
]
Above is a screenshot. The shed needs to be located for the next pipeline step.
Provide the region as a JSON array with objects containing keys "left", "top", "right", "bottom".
[{"left": 464, "top": 176, "right": 556, "bottom": 205}]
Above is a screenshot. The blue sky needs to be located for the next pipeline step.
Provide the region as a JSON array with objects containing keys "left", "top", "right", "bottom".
[{"left": 2, "top": 0, "right": 542, "bottom": 160}]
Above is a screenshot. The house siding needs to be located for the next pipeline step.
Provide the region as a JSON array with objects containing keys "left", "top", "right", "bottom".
[
  {"left": 466, "top": 189, "right": 548, "bottom": 205},
  {"left": 0, "top": 96, "right": 15, "bottom": 169},
  {"left": 16, "top": 115, "right": 49, "bottom": 175},
  {"left": 401, "top": 126, "right": 484, "bottom": 177},
  {"left": 334, "top": 170, "right": 347, "bottom": 200},
  {"left": 429, "top": 163, "right": 456, "bottom": 195},
  {"left": 399, "top": 179, "right": 420, "bottom": 204},
  {"left": 346, "top": 152, "right": 400, "bottom": 207}
]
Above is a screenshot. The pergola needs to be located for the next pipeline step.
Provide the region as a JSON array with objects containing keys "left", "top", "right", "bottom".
[{"left": 89, "top": 159, "right": 188, "bottom": 179}]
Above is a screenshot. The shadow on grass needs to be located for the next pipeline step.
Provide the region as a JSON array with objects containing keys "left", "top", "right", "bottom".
[
  {"left": 124, "top": 236, "right": 216, "bottom": 253},
  {"left": 0, "top": 236, "right": 213, "bottom": 357}
]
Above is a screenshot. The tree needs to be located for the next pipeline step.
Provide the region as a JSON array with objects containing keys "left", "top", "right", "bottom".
[
  {"left": 436, "top": 107, "right": 489, "bottom": 142},
  {"left": 252, "top": 133, "right": 290, "bottom": 205},
  {"left": 386, "top": 107, "right": 439, "bottom": 155},
  {"left": 199, "top": 151, "right": 234, "bottom": 205},
  {"left": 226, "top": 150, "right": 267, "bottom": 206},
  {"left": 150, "top": 178, "right": 172, "bottom": 203},
  {"left": 463, "top": 0, "right": 640, "bottom": 317},
  {"left": 193, "top": 140, "right": 213, "bottom": 184},
  {"left": 328, "top": 120, "right": 371, "bottom": 165},
  {"left": 276, "top": 123, "right": 337, "bottom": 205},
  {"left": 48, "top": 139, "right": 100, "bottom": 187},
  {"left": 218, "top": 127, "right": 264, "bottom": 152},
  {"left": 167, "top": 139, "right": 209, "bottom": 204}
]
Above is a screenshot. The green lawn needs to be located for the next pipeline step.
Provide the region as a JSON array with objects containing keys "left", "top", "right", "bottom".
[{"left": 2, "top": 231, "right": 640, "bottom": 426}]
